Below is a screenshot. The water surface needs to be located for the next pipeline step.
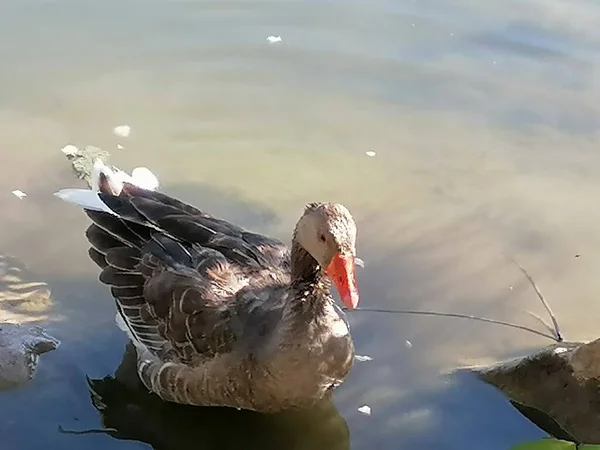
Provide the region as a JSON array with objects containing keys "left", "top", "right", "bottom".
[{"left": 1, "top": 0, "right": 600, "bottom": 448}]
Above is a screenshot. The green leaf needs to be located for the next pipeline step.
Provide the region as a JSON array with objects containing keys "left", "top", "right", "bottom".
[{"left": 511, "top": 439, "right": 576, "bottom": 450}]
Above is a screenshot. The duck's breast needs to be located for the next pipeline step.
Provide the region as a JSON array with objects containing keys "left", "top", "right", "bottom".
[{"left": 247, "top": 304, "right": 355, "bottom": 410}]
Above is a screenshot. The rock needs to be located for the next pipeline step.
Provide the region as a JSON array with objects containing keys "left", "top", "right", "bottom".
[
  {"left": 60, "top": 146, "right": 159, "bottom": 193},
  {"left": 63, "top": 145, "right": 110, "bottom": 187},
  {"left": 472, "top": 340, "right": 600, "bottom": 444},
  {"left": 0, "top": 322, "right": 59, "bottom": 390},
  {"left": 0, "top": 254, "right": 58, "bottom": 390}
]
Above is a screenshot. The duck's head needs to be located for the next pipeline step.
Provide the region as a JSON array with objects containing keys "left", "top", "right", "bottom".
[{"left": 295, "top": 202, "right": 359, "bottom": 309}]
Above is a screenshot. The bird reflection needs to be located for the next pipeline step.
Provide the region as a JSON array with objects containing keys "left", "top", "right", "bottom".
[{"left": 72, "top": 343, "right": 350, "bottom": 450}]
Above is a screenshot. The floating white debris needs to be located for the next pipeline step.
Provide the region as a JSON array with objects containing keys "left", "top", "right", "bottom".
[
  {"left": 358, "top": 405, "right": 372, "bottom": 416},
  {"left": 365, "top": 151, "right": 376, "bottom": 157},
  {"left": 266, "top": 35, "right": 282, "bottom": 43},
  {"left": 89, "top": 160, "right": 160, "bottom": 193},
  {"left": 11, "top": 190, "right": 27, "bottom": 199},
  {"left": 131, "top": 167, "right": 160, "bottom": 191},
  {"left": 554, "top": 347, "right": 568, "bottom": 355},
  {"left": 116, "top": 144, "right": 124, "bottom": 150},
  {"left": 355, "top": 257, "right": 365, "bottom": 268},
  {"left": 355, "top": 355, "right": 373, "bottom": 362},
  {"left": 113, "top": 125, "right": 131, "bottom": 138},
  {"left": 405, "top": 340, "right": 413, "bottom": 348},
  {"left": 60, "top": 145, "right": 80, "bottom": 157}
]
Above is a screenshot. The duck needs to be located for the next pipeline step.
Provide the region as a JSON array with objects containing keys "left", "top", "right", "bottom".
[{"left": 54, "top": 163, "right": 359, "bottom": 413}]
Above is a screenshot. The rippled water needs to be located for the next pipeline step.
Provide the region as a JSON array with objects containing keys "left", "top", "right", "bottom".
[{"left": 1, "top": 0, "right": 600, "bottom": 448}]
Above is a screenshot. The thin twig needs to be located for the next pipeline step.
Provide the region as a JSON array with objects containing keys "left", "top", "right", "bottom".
[
  {"left": 58, "top": 425, "right": 118, "bottom": 436},
  {"left": 344, "top": 307, "right": 560, "bottom": 342},
  {"left": 510, "top": 259, "right": 563, "bottom": 342},
  {"left": 524, "top": 310, "right": 556, "bottom": 338}
]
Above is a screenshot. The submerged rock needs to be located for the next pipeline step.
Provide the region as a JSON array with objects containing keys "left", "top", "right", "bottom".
[
  {"left": 63, "top": 145, "right": 110, "bottom": 187},
  {"left": 60, "top": 145, "right": 159, "bottom": 192},
  {"left": 0, "top": 322, "right": 59, "bottom": 390},
  {"left": 0, "top": 254, "right": 58, "bottom": 390},
  {"left": 472, "top": 340, "right": 600, "bottom": 444}
]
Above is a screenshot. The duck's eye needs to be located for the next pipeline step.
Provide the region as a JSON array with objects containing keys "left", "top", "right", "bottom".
[{"left": 319, "top": 234, "right": 326, "bottom": 242}]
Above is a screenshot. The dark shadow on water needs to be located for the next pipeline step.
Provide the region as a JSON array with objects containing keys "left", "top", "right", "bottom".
[{"left": 68, "top": 343, "right": 349, "bottom": 450}]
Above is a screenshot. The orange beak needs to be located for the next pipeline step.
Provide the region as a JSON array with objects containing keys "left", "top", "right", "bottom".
[{"left": 326, "top": 252, "right": 359, "bottom": 309}]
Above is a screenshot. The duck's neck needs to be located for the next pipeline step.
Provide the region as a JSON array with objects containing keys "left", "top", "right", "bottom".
[
  {"left": 290, "top": 240, "right": 319, "bottom": 282},
  {"left": 288, "top": 240, "right": 331, "bottom": 319}
]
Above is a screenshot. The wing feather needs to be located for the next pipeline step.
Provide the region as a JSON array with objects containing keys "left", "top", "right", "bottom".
[{"left": 75, "top": 183, "right": 290, "bottom": 365}]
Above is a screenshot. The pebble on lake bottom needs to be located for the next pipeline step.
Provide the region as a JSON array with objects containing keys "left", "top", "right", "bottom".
[
  {"left": 11, "top": 190, "right": 27, "bottom": 199},
  {"left": 266, "top": 35, "right": 282, "bottom": 43},
  {"left": 365, "top": 151, "right": 376, "bottom": 157},
  {"left": 355, "top": 355, "right": 373, "bottom": 362},
  {"left": 113, "top": 125, "right": 131, "bottom": 138},
  {"left": 358, "top": 405, "right": 372, "bottom": 416}
]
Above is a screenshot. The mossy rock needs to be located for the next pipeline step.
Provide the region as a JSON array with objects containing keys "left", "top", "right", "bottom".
[{"left": 64, "top": 145, "right": 109, "bottom": 187}]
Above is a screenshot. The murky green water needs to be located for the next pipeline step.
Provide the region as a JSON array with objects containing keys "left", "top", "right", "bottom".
[{"left": 1, "top": 0, "right": 600, "bottom": 448}]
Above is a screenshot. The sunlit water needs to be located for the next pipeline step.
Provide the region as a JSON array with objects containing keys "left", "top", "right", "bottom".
[{"left": 1, "top": 0, "right": 600, "bottom": 448}]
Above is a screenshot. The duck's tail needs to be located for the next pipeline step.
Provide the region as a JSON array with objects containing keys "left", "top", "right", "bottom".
[{"left": 54, "top": 159, "right": 159, "bottom": 214}]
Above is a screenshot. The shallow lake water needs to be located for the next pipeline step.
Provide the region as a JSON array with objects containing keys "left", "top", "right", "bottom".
[{"left": 1, "top": 0, "right": 600, "bottom": 448}]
